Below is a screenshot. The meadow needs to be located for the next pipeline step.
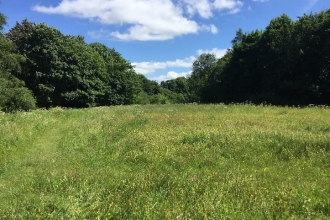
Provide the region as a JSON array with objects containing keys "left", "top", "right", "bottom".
[{"left": 0, "top": 104, "right": 330, "bottom": 219}]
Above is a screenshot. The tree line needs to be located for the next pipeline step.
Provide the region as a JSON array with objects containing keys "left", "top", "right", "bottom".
[
  {"left": 187, "top": 10, "right": 330, "bottom": 106},
  {"left": 1, "top": 9, "right": 329, "bottom": 112},
  {"left": 0, "top": 12, "right": 187, "bottom": 112}
]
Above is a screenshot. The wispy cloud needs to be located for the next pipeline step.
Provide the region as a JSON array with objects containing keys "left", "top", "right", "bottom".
[
  {"left": 252, "top": 0, "right": 270, "bottom": 2},
  {"left": 32, "top": 0, "right": 243, "bottom": 41},
  {"left": 303, "top": 0, "right": 319, "bottom": 12}
]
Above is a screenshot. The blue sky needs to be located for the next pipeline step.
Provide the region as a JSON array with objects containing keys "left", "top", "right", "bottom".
[{"left": 1, "top": 0, "right": 329, "bottom": 82}]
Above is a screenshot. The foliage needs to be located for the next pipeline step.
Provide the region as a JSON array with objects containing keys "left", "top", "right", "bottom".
[
  {"left": 0, "top": 71, "right": 36, "bottom": 112},
  {"left": 187, "top": 53, "right": 217, "bottom": 103},
  {"left": 160, "top": 77, "right": 189, "bottom": 102},
  {"left": 1, "top": 104, "right": 330, "bottom": 218},
  {"left": 7, "top": 22, "right": 107, "bottom": 108},
  {"left": 136, "top": 74, "right": 159, "bottom": 95},
  {"left": 0, "top": 14, "right": 36, "bottom": 112},
  {"left": 134, "top": 75, "right": 188, "bottom": 105},
  {"left": 183, "top": 10, "right": 330, "bottom": 106},
  {"left": 6, "top": 21, "right": 142, "bottom": 108},
  {"left": 89, "top": 43, "right": 141, "bottom": 105}
]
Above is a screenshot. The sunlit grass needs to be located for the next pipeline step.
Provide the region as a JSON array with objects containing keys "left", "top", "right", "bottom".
[{"left": 1, "top": 104, "right": 330, "bottom": 219}]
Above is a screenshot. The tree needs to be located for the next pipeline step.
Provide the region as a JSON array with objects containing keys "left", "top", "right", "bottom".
[
  {"left": 222, "top": 30, "right": 265, "bottom": 103},
  {"left": 160, "top": 77, "right": 189, "bottom": 102},
  {"left": 7, "top": 22, "right": 108, "bottom": 108},
  {"left": 291, "top": 10, "right": 330, "bottom": 104},
  {"left": 0, "top": 71, "right": 36, "bottom": 112},
  {"left": 231, "top": 28, "right": 244, "bottom": 45},
  {"left": 202, "top": 51, "right": 232, "bottom": 103},
  {"left": 138, "top": 74, "right": 160, "bottom": 96},
  {"left": 89, "top": 42, "right": 141, "bottom": 105},
  {"left": 0, "top": 13, "right": 36, "bottom": 112},
  {"left": 5, "top": 19, "right": 36, "bottom": 53},
  {"left": 258, "top": 14, "right": 297, "bottom": 104},
  {"left": 187, "top": 53, "right": 217, "bottom": 102}
]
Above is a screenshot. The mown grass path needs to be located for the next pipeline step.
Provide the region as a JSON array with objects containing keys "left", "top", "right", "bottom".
[{"left": 1, "top": 104, "right": 330, "bottom": 219}]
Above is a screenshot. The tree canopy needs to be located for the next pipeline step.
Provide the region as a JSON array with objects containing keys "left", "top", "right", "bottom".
[
  {"left": 0, "top": 13, "right": 36, "bottom": 112},
  {"left": 188, "top": 10, "right": 330, "bottom": 106}
]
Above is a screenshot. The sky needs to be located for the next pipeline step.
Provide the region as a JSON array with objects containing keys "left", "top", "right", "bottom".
[{"left": 1, "top": 0, "right": 329, "bottom": 82}]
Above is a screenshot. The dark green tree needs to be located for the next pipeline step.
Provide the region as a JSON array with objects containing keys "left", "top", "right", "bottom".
[
  {"left": 89, "top": 43, "right": 141, "bottom": 105},
  {"left": 187, "top": 53, "right": 217, "bottom": 103},
  {"left": 7, "top": 21, "right": 108, "bottom": 108},
  {"left": 211, "top": 11, "right": 330, "bottom": 105},
  {"left": 222, "top": 30, "right": 265, "bottom": 103},
  {"left": 202, "top": 50, "right": 232, "bottom": 103},
  {"left": 291, "top": 10, "right": 330, "bottom": 104},
  {"left": 0, "top": 13, "right": 36, "bottom": 112},
  {"left": 160, "top": 77, "right": 189, "bottom": 102},
  {"left": 137, "top": 74, "right": 160, "bottom": 96}
]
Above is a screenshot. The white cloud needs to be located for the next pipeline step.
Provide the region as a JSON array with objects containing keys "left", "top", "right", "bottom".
[
  {"left": 182, "top": 0, "right": 244, "bottom": 17},
  {"left": 132, "top": 56, "right": 195, "bottom": 75},
  {"left": 132, "top": 62, "right": 168, "bottom": 75},
  {"left": 252, "top": 0, "right": 269, "bottom": 2},
  {"left": 133, "top": 47, "right": 228, "bottom": 77},
  {"left": 197, "top": 48, "right": 228, "bottom": 58},
  {"left": 150, "top": 71, "right": 191, "bottom": 81},
  {"left": 182, "top": 0, "right": 213, "bottom": 18},
  {"left": 199, "top": 24, "right": 219, "bottom": 34},
  {"left": 32, "top": 0, "right": 243, "bottom": 41},
  {"left": 213, "top": 0, "right": 244, "bottom": 13}
]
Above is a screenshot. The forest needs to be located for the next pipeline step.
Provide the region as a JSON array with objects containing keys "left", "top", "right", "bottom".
[{"left": 1, "top": 9, "right": 329, "bottom": 112}]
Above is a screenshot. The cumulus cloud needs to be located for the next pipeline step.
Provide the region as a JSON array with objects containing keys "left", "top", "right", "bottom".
[
  {"left": 133, "top": 47, "right": 229, "bottom": 77},
  {"left": 182, "top": 0, "right": 213, "bottom": 18},
  {"left": 32, "top": 0, "right": 243, "bottom": 41},
  {"left": 150, "top": 71, "right": 191, "bottom": 81},
  {"left": 132, "top": 56, "right": 195, "bottom": 75},
  {"left": 213, "top": 0, "right": 244, "bottom": 13}
]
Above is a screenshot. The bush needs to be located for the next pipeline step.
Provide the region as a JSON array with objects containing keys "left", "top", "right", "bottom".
[{"left": 0, "top": 72, "right": 36, "bottom": 112}]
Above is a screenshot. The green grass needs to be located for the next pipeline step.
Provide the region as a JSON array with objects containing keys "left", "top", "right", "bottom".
[{"left": 1, "top": 104, "right": 330, "bottom": 219}]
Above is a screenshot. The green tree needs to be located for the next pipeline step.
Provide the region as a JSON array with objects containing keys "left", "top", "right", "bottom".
[
  {"left": 89, "top": 42, "right": 141, "bottom": 105},
  {"left": 291, "top": 10, "right": 330, "bottom": 104},
  {"left": 187, "top": 53, "right": 217, "bottom": 103},
  {"left": 138, "top": 74, "right": 160, "bottom": 96},
  {"left": 160, "top": 77, "right": 189, "bottom": 103},
  {"left": 231, "top": 28, "right": 244, "bottom": 45},
  {"left": 203, "top": 50, "right": 232, "bottom": 103},
  {"left": 259, "top": 14, "right": 297, "bottom": 104},
  {"left": 0, "top": 13, "right": 35, "bottom": 112},
  {"left": 189, "top": 11, "right": 330, "bottom": 106},
  {"left": 223, "top": 30, "right": 265, "bottom": 103},
  {"left": 7, "top": 21, "right": 107, "bottom": 108}
]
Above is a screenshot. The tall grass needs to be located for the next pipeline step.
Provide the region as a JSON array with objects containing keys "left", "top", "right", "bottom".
[{"left": 1, "top": 104, "right": 330, "bottom": 219}]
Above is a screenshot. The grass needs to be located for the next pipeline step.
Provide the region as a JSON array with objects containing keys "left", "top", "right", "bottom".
[{"left": 0, "top": 104, "right": 330, "bottom": 219}]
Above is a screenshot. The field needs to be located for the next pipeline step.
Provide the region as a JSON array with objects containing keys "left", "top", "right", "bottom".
[{"left": 0, "top": 104, "right": 330, "bottom": 219}]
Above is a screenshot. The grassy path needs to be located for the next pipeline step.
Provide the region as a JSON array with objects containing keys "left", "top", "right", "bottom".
[{"left": 0, "top": 108, "right": 81, "bottom": 218}]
